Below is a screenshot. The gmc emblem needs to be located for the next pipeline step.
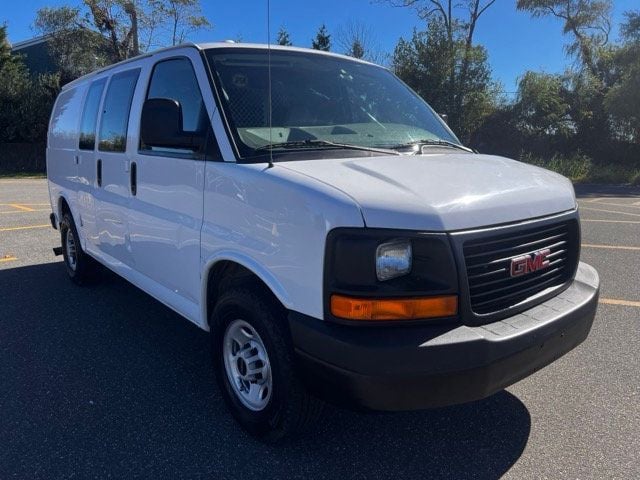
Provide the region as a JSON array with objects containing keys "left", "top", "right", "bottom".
[{"left": 510, "top": 249, "right": 551, "bottom": 277}]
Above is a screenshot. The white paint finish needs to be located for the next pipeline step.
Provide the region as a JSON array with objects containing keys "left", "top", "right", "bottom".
[
  {"left": 76, "top": 75, "right": 110, "bottom": 249},
  {"left": 127, "top": 48, "right": 217, "bottom": 308},
  {"left": 92, "top": 66, "right": 143, "bottom": 267},
  {"left": 280, "top": 154, "right": 577, "bottom": 231},
  {"left": 84, "top": 244, "right": 202, "bottom": 326},
  {"left": 126, "top": 155, "right": 205, "bottom": 305},
  {"left": 47, "top": 43, "right": 580, "bottom": 331},
  {"left": 200, "top": 162, "right": 364, "bottom": 324},
  {"left": 47, "top": 85, "right": 85, "bottom": 242}
]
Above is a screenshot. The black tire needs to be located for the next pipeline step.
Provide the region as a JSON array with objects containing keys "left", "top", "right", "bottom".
[
  {"left": 59, "top": 211, "right": 99, "bottom": 285},
  {"left": 210, "top": 286, "right": 323, "bottom": 442}
]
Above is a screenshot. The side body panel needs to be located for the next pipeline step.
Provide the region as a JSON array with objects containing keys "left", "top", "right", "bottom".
[
  {"left": 127, "top": 48, "right": 213, "bottom": 309},
  {"left": 92, "top": 68, "right": 142, "bottom": 267},
  {"left": 47, "top": 84, "right": 86, "bottom": 234},
  {"left": 76, "top": 76, "right": 109, "bottom": 249},
  {"left": 200, "top": 163, "right": 364, "bottom": 326}
]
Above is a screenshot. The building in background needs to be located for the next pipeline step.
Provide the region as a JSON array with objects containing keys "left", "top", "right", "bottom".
[{"left": 10, "top": 35, "right": 57, "bottom": 76}]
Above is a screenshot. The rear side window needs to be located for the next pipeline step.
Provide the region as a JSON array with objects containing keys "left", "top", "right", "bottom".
[
  {"left": 145, "top": 57, "right": 207, "bottom": 134},
  {"left": 49, "top": 87, "right": 84, "bottom": 150},
  {"left": 99, "top": 69, "right": 140, "bottom": 152},
  {"left": 79, "top": 78, "right": 106, "bottom": 150}
]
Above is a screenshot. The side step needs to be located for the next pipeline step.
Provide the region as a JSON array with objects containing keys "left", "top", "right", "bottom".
[{"left": 53, "top": 247, "right": 63, "bottom": 256}]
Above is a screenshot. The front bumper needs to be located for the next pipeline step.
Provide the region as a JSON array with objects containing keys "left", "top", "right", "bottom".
[{"left": 289, "top": 262, "right": 599, "bottom": 411}]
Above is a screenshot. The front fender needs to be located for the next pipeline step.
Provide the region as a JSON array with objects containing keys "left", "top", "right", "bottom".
[{"left": 200, "top": 250, "right": 293, "bottom": 331}]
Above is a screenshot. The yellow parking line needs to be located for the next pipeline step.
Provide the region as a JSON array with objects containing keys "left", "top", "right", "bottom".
[
  {"left": 581, "top": 219, "right": 640, "bottom": 224},
  {"left": 0, "top": 208, "right": 50, "bottom": 215},
  {"left": 0, "top": 224, "right": 49, "bottom": 232},
  {"left": 0, "top": 256, "right": 17, "bottom": 263},
  {"left": 8, "top": 204, "right": 35, "bottom": 212},
  {"left": 600, "top": 298, "right": 640, "bottom": 308},
  {"left": 583, "top": 197, "right": 602, "bottom": 203},
  {"left": 581, "top": 207, "right": 640, "bottom": 218},
  {"left": 582, "top": 243, "right": 640, "bottom": 251}
]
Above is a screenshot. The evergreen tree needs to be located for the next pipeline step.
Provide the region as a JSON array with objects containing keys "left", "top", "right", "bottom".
[
  {"left": 312, "top": 24, "right": 331, "bottom": 51},
  {"left": 277, "top": 26, "right": 292, "bottom": 46},
  {"left": 348, "top": 40, "right": 365, "bottom": 59}
]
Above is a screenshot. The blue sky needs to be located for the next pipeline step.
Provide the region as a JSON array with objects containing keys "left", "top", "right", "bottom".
[{"left": 4, "top": 0, "right": 637, "bottom": 92}]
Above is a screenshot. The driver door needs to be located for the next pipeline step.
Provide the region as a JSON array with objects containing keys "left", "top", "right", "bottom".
[{"left": 127, "top": 50, "right": 219, "bottom": 309}]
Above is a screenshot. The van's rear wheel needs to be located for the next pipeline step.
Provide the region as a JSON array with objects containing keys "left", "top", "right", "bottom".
[
  {"left": 60, "top": 212, "right": 98, "bottom": 285},
  {"left": 211, "top": 287, "right": 323, "bottom": 442}
]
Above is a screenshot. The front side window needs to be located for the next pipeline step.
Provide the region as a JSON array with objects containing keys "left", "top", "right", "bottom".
[
  {"left": 99, "top": 69, "right": 140, "bottom": 152},
  {"left": 79, "top": 78, "right": 106, "bottom": 150},
  {"left": 205, "top": 48, "right": 460, "bottom": 160},
  {"left": 140, "top": 57, "right": 210, "bottom": 156}
]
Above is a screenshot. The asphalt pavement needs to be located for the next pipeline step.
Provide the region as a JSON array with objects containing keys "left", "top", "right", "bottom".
[{"left": 1, "top": 179, "right": 638, "bottom": 479}]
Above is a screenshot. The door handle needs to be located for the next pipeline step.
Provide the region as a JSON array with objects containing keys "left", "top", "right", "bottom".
[
  {"left": 97, "top": 159, "right": 102, "bottom": 187},
  {"left": 130, "top": 161, "right": 137, "bottom": 196}
]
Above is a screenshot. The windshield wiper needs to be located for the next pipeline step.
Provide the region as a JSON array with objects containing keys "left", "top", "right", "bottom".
[
  {"left": 255, "top": 139, "right": 400, "bottom": 156},
  {"left": 387, "top": 139, "right": 474, "bottom": 153}
]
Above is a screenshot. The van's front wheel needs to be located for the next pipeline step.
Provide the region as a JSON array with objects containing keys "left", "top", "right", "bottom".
[
  {"left": 59, "top": 212, "right": 98, "bottom": 285},
  {"left": 211, "top": 287, "right": 323, "bottom": 442}
]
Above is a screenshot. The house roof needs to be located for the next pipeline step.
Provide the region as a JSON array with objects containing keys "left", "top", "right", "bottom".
[{"left": 10, "top": 35, "right": 53, "bottom": 51}]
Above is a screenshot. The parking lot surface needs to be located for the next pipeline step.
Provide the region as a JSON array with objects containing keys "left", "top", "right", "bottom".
[{"left": 1, "top": 179, "right": 638, "bottom": 479}]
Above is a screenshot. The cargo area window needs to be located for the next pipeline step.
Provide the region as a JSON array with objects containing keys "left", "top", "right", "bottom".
[
  {"left": 79, "top": 78, "right": 106, "bottom": 151},
  {"left": 98, "top": 69, "right": 140, "bottom": 152}
]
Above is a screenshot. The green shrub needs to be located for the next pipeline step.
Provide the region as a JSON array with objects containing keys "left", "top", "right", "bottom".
[
  {"left": 519, "top": 152, "right": 592, "bottom": 182},
  {"left": 519, "top": 152, "right": 640, "bottom": 184}
]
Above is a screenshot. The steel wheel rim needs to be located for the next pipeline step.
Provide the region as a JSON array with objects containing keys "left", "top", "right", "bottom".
[
  {"left": 222, "top": 319, "right": 272, "bottom": 411},
  {"left": 65, "top": 227, "right": 77, "bottom": 271}
]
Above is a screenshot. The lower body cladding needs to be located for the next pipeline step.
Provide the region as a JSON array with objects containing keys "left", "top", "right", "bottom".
[{"left": 289, "top": 262, "right": 600, "bottom": 411}]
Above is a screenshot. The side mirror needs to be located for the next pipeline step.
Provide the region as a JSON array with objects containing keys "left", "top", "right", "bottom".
[
  {"left": 438, "top": 113, "right": 449, "bottom": 124},
  {"left": 140, "top": 98, "right": 203, "bottom": 151}
]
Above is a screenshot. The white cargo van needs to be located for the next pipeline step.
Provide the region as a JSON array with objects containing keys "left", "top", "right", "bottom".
[{"left": 47, "top": 43, "right": 600, "bottom": 441}]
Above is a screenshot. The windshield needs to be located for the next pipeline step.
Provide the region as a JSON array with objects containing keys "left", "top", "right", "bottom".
[{"left": 205, "top": 48, "right": 461, "bottom": 160}]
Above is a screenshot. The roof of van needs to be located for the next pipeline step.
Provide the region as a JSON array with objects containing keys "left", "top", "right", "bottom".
[{"left": 61, "top": 42, "right": 380, "bottom": 91}]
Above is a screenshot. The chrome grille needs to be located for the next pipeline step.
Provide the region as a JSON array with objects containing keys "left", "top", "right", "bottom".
[{"left": 463, "top": 220, "right": 579, "bottom": 315}]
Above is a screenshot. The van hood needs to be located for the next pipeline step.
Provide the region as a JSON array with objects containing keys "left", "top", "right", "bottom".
[{"left": 279, "top": 153, "right": 576, "bottom": 231}]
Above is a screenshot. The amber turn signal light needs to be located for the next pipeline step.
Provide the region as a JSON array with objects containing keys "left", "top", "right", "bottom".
[{"left": 330, "top": 294, "right": 458, "bottom": 321}]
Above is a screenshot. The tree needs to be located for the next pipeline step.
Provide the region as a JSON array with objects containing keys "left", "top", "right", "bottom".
[
  {"left": 516, "top": 1, "right": 618, "bottom": 153},
  {"left": 277, "top": 26, "right": 292, "bottom": 46},
  {"left": 516, "top": 0, "right": 612, "bottom": 77},
  {"left": 0, "top": 24, "right": 29, "bottom": 141},
  {"left": 84, "top": 0, "right": 141, "bottom": 60},
  {"left": 336, "top": 20, "right": 384, "bottom": 63},
  {"left": 35, "top": 1, "right": 212, "bottom": 69},
  {"left": 604, "top": 11, "right": 640, "bottom": 142},
  {"left": 514, "top": 71, "right": 572, "bottom": 138},
  {"left": 148, "top": 0, "right": 211, "bottom": 46},
  {"left": 0, "top": 25, "right": 60, "bottom": 143},
  {"left": 392, "top": 20, "right": 496, "bottom": 141},
  {"left": 349, "top": 40, "right": 365, "bottom": 59},
  {"left": 386, "top": 1, "right": 497, "bottom": 139},
  {"left": 311, "top": 24, "right": 331, "bottom": 51},
  {"left": 34, "top": 6, "right": 110, "bottom": 83},
  {"left": 621, "top": 9, "right": 640, "bottom": 42}
]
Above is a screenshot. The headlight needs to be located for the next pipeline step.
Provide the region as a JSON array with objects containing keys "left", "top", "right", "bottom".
[
  {"left": 324, "top": 228, "right": 458, "bottom": 323},
  {"left": 376, "top": 239, "right": 412, "bottom": 281}
]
